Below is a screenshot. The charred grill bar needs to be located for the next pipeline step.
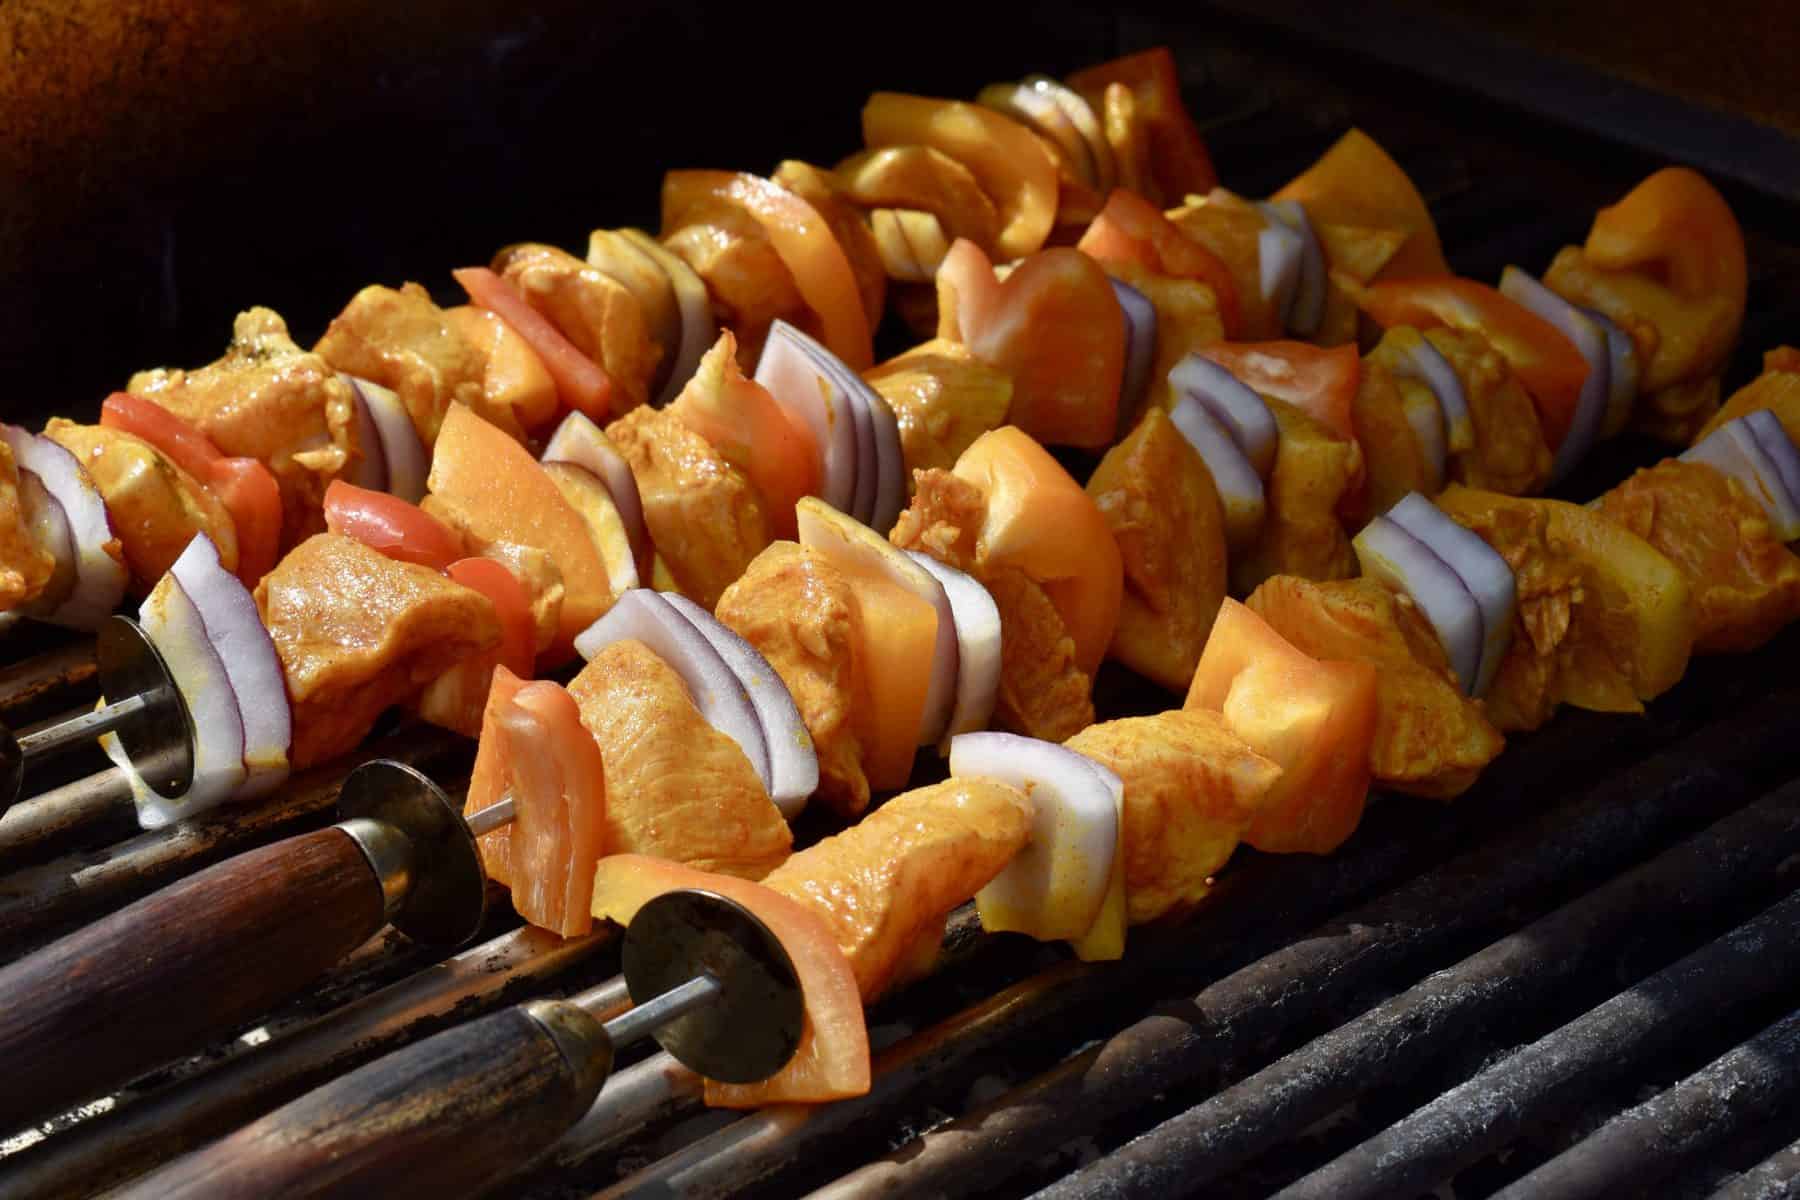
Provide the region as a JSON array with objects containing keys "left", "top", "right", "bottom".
[{"left": 3, "top": 6, "right": 1800, "bottom": 1198}]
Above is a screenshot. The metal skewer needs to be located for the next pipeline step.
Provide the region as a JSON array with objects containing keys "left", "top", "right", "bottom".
[
  {"left": 0, "top": 615, "right": 194, "bottom": 819},
  {"left": 114, "top": 888, "right": 804, "bottom": 1200},
  {"left": 0, "top": 758, "right": 536, "bottom": 1134}
]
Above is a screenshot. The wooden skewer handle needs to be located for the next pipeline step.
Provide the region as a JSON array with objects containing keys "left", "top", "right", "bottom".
[
  {"left": 116, "top": 1002, "right": 612, "bottom": 1200},
  {"left": 0, "top": 826, "right": 386, "bottom": 1133}
]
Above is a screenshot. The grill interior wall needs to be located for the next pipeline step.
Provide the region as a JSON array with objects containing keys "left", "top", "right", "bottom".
[{"left": 3, "top": 8, "right": 1800, "bottom": 1199}]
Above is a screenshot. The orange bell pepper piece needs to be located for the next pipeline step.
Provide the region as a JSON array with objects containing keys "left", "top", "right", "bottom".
[
  {"left": 1273, "top": 128, "right": 1450, "bottom": 280},
  {"left": 1078, "top": 189, "right": 1242, "bottom": 338},
  {"left": 1067, "top": 47, "right": 1219, "bottom": 202}
]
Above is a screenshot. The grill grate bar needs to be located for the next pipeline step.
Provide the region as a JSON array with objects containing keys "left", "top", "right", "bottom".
[
  {"left": 1272, "top": 889, "right": 1800, "bottom": 1200},
  {"left": 1491, "top": 1007, "right": 1800, "bottom": 1200},
  {"left": 1712, "top": 1132, "right": 1800, "bottom": 1200},
  {"left": 0, "top": 638, "right": 95, "bottom": 726},
  {"left": 1025, "top": 782, "right": 1800, "bottom": 1200}
]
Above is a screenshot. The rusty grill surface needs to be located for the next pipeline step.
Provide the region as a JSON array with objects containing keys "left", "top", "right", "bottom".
[{"left": 6, "top": 9, "right": 1800, "bottom": 1199}]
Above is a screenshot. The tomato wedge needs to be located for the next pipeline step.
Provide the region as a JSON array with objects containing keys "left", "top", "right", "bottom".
[
  {"left": 322, "top": 479, "right": 464, "bottom": 570},
  {"left": 446, "top": 557, "right": 536, "bottom": 679},
  {"left": 454, "top": 267, "right": 616, "bottom": 422},
  {"left": 1358, "top": 277, "right": 1590, "bottom": 450},
  {"left": 669, "top": 331, "right": 819, "bottom": 541},
  {"left": 937, "top": 239, "right": 1126, "bottom": 449},
  {"left": 1185, "top": 598, "right": 1378, "bottom": 855},
  {"left": 1272, "top": 128, "right": 1450, "bottom": 280},
  {"left": 590, "top": 854, "right": 870, "bottom": 1107},
  {"left": 952, "top": 426, "right": 1123, "bottom": 679},
  {"left": 1077, "top": 189, "right": 1242, "bottom": 338},
  {"left": 1067, "top": 47, "right": 1219, "bottom": 202},
  {"left": 100, "top": 392, "right": 283, "bottom": 584},
  {"left": 662, "top": 170, "right": 873, "bottom": 370},
  {"left": 488, "top": 678, "right": 607, "bottom": 938}
]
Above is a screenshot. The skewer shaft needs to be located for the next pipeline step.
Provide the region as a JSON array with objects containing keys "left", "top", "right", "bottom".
[
  {"left": 464, "top": 794, "right": 516, "bottom": 838},
  {"left": 15, "top": 693, "right": 147, "bottom": 761},
  {"left": 600, "top": 973, "right": 719, "bottom": 1044}
]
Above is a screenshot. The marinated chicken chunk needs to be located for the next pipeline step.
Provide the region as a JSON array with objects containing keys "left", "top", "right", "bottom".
[
  {"left": 1247, "top": 576, "right": 1504, "bottom": 798},
  {"left": 567, "top": 639, "right": 792, "bottom": 879},
  {"left": 1599, "top": 459, "right": 1800, "bottom": 653},
  {"left": 0, "top": 440, "right": 60, "bottom": 608},
  {"left": 1349, "top": 354, "right": 1442, "bottom": 521},
  {"left": 130, "top": 308, "right": 357, "bottom": 548},
  {"left": 1422, "top": 327, "right": 1553, "bottom": 496},
  {"left": 43, "top": 421, "right": 238, "bottom": 592},
  {"left": 255, "top": 533, "right": 499, "bottom": 768},
  {"left": 1437, "top": 486, "right": 1694, "bottom": 732},
  {"left": 412, "top": 542, "right": 565, "bottom": 737},
  {"left": 1066, "top": 709, "right": 1281, "bottom": 924},
  {"left": 863, "top": 339, "right": 1012, "bottom": 483},
  {"left": 493, "top": 243, "right": 661, "bottom": 414},
  {"left": 663, "top": 187, "right": 811, "bottom": 371},
  {"left": 313, "top": 282, "right": 495, "bottom": 444},
  {"left": 1088, "top": 406, "right": 1227, "bottom": 692},
  {"left": 1313, "top": 222, "right": 1408, "bottom": 348},
  {"left": 1230, "top": 398, "right": 1359, "bottom": 594},
  {"left": 761, "top": 777, "right": 1031, "bottom": 1000},
  {"left": 717, "top": 542, "right": 869, "bottom": 819},
  {"left": 891, "top": 468, "right": 1095, "bottom": 741},
  {"left": 606, "top": 405, "right": 770, "bottom": 610}
]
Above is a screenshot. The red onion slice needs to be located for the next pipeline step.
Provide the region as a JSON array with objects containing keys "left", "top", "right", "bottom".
[
  {"left": 796, "top": 497, "right": 958, "bottom": 747},
  {"left": 542, "top": 411, "right": 651, "bottom": 568},
  {"left": 573, "top": 589, "right": 774, "bottom": 797},
  {"left": 170, "top": 533, "right": 291, "bottom": 797},
  {"left": 1385, "top": 492, "right": 1517, "bottom": 696},
  {"left": 1252, "top": 209, "right": 1304, "bottom": 329},
  {"left": 865, "top": 388, "right": 907, "bottom": 535},
  {"left": 2, "top": 425, "right": 126, "bottom": 630},
  {"left": 339, "top": 375, "right": 389, "bottom": 494},
  {"left": 1167, "top": 391, "right": 1267, "bottom": 551},
  {"left": 905, "top": 550, "right": 1002, "bottom": 751},
  {"left": 1399, "top": 378, "right": 1449, "bottom": 492},
  {"left": 847, "top": 373, "right": 879, "bottom": 526},
  {"left": 1110, "top": 279, "right": 1158, "bottom": 432},
  {"left": 1354, "top": 514, "right": 1485, "bottom": 694},
  {"left": 1392, "top": 333, "right": 1475, "bottom": 454},
  {"left": 17, "top": 469, "right": 77, "bottom": 617},
  {"left": 662, "top": 592, "right": 818, "bottom": 819},
  {"left": 952, "top": 731, "right": 1123, "bottom": 944},
  {"left": 350, "top": 376, "right": 428, "bottom": 503},
  {"left": 106, "top": 572, "right": 247, "bottom": 827},
  {"left": 1499, "top": 267, "right": 1610, "bottom": 483},
  {"left": 754, "top": 319, "right": 866, "bottom": 514},
  {"left": 980, "top": 80, "right": 1098, "bottom": 190},
  {"left": 1025, "top": 74, "right": 1113, "bottom": 190},
  {"left": 1682, "top": 412, "right": 1800, "bottom": 542},
  {"left": 1261, "top": 199, "right": 1327, "bottom": 337},
  {"left": 618, "top": 229, "right": 717, "bottom": 406},
  {"left": 1167, "top": 353, "right": 1279, "bottom": 476},
  {"left": 1579, "top": 306, "right": 1640, "bottom": 439}
]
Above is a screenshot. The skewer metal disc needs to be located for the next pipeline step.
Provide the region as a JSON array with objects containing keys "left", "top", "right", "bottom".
[
  {"left": 621, "top": 889, "right": 804, "bottom": 1084},
  {"left": 96, "top": 616, "right": 194, "bottom": 802},
  {"left": 337, "top": 759, "right": 487, "bottom": 947}
]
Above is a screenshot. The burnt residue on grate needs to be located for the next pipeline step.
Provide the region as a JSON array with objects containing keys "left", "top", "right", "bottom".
[{"left": 3, "top": 9, "right": 1800, "bottom": 1200}]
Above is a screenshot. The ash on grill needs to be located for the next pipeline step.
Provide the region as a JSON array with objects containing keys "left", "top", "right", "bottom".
[{"left": 5, "top": 7, "right": 1800, "bottom": 1199}]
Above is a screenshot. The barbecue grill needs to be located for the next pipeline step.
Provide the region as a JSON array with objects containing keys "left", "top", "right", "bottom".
[{"left": 4, "top": 3, "right": 1800, "bottom": 1196}]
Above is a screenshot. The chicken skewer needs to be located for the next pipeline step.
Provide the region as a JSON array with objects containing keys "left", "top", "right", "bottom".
[{"left": 113, "top": 888, "right": 804, "bottom": 1200}]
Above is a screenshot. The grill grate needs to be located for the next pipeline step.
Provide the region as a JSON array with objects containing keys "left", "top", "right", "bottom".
[{"left": 4, "top": 9, "right": 1800, "bottom": 1199}]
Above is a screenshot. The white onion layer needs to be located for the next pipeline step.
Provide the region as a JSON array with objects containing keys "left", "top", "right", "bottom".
[
  {"left": 662, "top": 591, "right": 818, "bottom": 820},
  {"left": 542, "top": 411, "right": 651, "bottom": 569},
  {"left": 1385, "top": 492, "right": 1517, "bottom": 697},
  {"left": 755, "top": 320, "right": 859, "bottom": 513},
  {"left": 952, "top": 732, "right": 1123, "bottom": 945},
  {"left": 1167, "top": 353, "right": 1278, "bottom": 476},
  {"left": 1261, "top": 199, "right": 1327, "bottom": 337},
  {"left": 171, "top": 533, "right": 291, "bottom": 797},
  {"left": 1354, "top": 514, "right": 1485, "bottom": 694},
  {"left": 1682, "top": 411, "right": 1800, "bottom": 542},
  {"left": 904, "top": 550, "right": 1002, "bottom": 751},
  {"left": 2, "top": 425, "right": 126, "bottom": 630},
  {"left": 339, "top": 376, "right": 389, "bottom": 494},
  {"left": 351, "top": 377, "right": 428, "bottom": 503},
  {"left": 1167, "top": 392, "right": 1267, "bottom": 551},
  {"left": 1499, "top": 267, "right": 1611, "bottom": 484},
  {"left": 1109, "top": 279, "right": 1158, "bottom": 436}
]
